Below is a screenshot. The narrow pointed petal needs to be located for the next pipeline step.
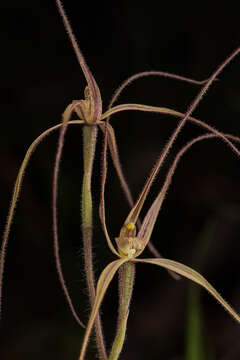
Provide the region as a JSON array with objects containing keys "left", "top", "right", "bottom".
[
  {"left": 79, "top": 258, "right": 129, "bottom": 360},
  {"left": 137, "top": 190, "right": 164, "bottom": 246},
  {"left": 0, "top": 120, "right": 83, "bottom": 322},
  {"left": 56, "top": 0, "right": 102, "bottom": 123},
  {"left": 138, "top": 132, "right": 240, "bottom": 247},
  {"left": 134, "top": 258, "right": 240, "bottom": 324}
]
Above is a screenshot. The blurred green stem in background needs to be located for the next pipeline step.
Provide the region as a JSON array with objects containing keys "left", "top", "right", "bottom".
[{"left": 186, "top": 219, "right": 217, "bottom": 360}]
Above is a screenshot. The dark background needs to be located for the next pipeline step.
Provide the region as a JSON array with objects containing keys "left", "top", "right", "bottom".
[{"left": 0, "top": 0, "right": 240, "bottom": 359}]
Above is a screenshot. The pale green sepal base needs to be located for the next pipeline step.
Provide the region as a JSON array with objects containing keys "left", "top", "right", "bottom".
[{"left": 78, "top": 258, "right": 129, "bottom": 360}]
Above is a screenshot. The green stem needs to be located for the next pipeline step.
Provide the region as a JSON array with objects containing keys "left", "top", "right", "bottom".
[
  {"left": 109, "top": 262, "right": 135, "bottom": 360},
  {"left": 82, "top": 125, "right": 107, "bottom": 360}
]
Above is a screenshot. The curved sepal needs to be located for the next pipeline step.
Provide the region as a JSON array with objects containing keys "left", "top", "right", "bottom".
[
  {"left": 0, "top": 120, "right": 84, "bottom": 324},
  {"left": 78, "top": 258, "right": 128, "bottom": 360},
  {"left": 56, "top": 0, "right": 102, "bottom": 124},
  {"left": 134, "top": 258, "right": 240, "bottom": 324}
]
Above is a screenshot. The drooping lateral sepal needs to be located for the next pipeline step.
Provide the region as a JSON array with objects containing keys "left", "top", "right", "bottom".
[{"left": 134, "top": 258, "right": 240, "bottom": 324}]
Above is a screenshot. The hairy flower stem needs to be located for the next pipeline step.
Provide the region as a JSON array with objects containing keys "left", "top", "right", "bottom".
[
  {"left": 109, "top": 262, "right": 135, "bottom": 360},
  {"left": 82, "top": 125, "right": 107, "bottom": 360}
]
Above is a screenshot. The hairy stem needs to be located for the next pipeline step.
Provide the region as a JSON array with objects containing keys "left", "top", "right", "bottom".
[
  {"left": 109, "top": 262, "right": 135, "bottom": 360},
  {"left": 82, "top": 125, "right": 107, "bottom": 360}
]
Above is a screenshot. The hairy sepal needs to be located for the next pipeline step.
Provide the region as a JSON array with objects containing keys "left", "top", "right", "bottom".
[
  {"left": 79, "top": 258, "right": 128, "bottom": 360},
  {"left": 134, "top": 258, "right": 240, "bottom": 324}
]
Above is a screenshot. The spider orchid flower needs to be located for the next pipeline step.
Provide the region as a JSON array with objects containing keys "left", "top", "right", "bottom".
[{"left": 1, "top": 1, "right": 240, "bottom": 359}]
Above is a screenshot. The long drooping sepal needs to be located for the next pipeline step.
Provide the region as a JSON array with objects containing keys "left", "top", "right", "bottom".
[
  {"left": 134, "top": 258, "right": 240, "bottom": 324},
  {"left": 56, "top": 0, "right": 102, "bottom": 124},
  {"left": 0, "top": 120, "right": 83, "bottom": 321},
  {"left": 53, "top": 104, "right": 86, "bottom": 327},
  {"left": 78, "top": 258, "right": 129, "bottom": 360}
]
